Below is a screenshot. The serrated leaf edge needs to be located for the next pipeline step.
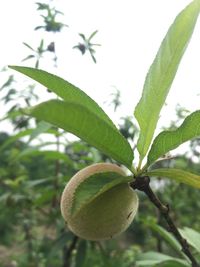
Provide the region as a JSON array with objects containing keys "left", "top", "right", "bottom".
[{"left": 24, "top": 99, "right": 134, "bottom": 168}]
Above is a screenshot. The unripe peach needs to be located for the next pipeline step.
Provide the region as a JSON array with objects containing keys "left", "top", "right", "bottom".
[{"left": 60, "top": 163, "right": 138, "bottom": 241}]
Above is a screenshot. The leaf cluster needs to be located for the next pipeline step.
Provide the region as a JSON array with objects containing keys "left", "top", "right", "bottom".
[
  {"left": 73, "top": 30, "right": 101, "bottom": 63},
  {"left": 9, "top": 1, "right": 200, "bottom": 211},
  {"left": 35, "top": 2, "right": 68, "bottom": 32}
]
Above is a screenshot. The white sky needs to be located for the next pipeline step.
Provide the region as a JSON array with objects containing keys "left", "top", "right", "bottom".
[{"left": 1, "top": 0, "right": 200, "bottom": 134}]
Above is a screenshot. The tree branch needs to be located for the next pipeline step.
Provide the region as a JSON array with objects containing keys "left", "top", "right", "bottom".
[
  {"left": 131, "top": 176, "right": 200, "bottom": 267},
  {"left": 63, "top": 235, "right": 79, "bottom": 267}
]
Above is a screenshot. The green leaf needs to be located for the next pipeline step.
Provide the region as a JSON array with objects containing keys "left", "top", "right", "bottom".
[
  {"left": 88, "top": 30, "right": 98, "bottom": 41},
  {"left": 136, "top": 252, "right": 190, "bottom": 267},
  {"left": 34, "top": 190, "right": 56, "bottom": 206},
  {"left": 16, "top": 148, "right": 71, "bottom": 164},
  {"left": 25, "top": 177, "right": 53, "bottom": 188},
  {"left": 134, "top": 0, "right": 200, "bottom": 159},
  {"left": 158, "top": 263, "right": 190, "bottom": 267},
  {"left": 8, "top": 65, "right": 117, "bottom": 130},
  {"left": 23, "top": 42, "right": 34, "bottom": 51},
  {"left": 147, "top": 111, "right": 200, "bottom": 166},
  {"left": 34, "top": 141, "right": 66, "bottom": 148},
  {"left": 28, "top": 121, "right": 52, "bottom": 142},
  {"left": 47, "top": 231, "right": 73, "bottom": 261},
  {"left": 0, "top": 75, "right": 14, "bottom": 91},
  {"left": 75, "top": 240, "right": 87, "bottom": 267},
  {"left": 146, "top": 168, "right": 200, "bottom": 189},
  {"left": 22, "top": 55, "right": 35, "bottom": 62},
  {"left": 180, "top": 227, "right": 200, "bottom": 253},
  {"left": 0, "top": 193, "right": 10, "bottom": 204},
  {"left": 71, "top": 172, "right": 132, "bottom": 216},
  {"left": 146, "top": 222, "right": 187, "bottom": 260},
  {"left": 0, "top": 129, "right": 33, "bottom": 152},
  {"left": 0, "top": 109, "right": 23, "bottom": 122},
  {"left": 24, "top": 99, "right": 133, "bottom": 168}
]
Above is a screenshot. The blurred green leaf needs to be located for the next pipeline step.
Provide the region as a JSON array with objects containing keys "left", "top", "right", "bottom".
[
  {"left": 147, "top": 168, "right": 200, "bottom": 189},
  {"left": 25, "top": 177, "right": 53, "bottom": 188},
  {"left": 148, "top": 111, "right": 200, "bottom": 166},
  {"left": 0, "top": 193, "right": 10, "bottom": 203},
  {"left": 23, "top": 42, "right": 34, "bottom": 51},
  {"left": 146, "top": 222, "right": 185, "bottom": 259},
  {"left": 136, "top": 251, "right": 190, "bottom": 266},
  {"left": 36, "top": 2, "right": 49, "bottom": 11},
  {"left": 16, "top": 148, "right": 71, "bottom": 163},
  {"left": 158, "top": 263, "right": 190, "bottom": 267},
  {"left": 47, "top": 231, "right": 74, "bottom": 261},
  {"left": 0, "top": 75, "right": 15, "bottom": 91},
  {"left": 22, "top": 55, "right": 35, "bottom": 62},
  {"left": 79, "top": 33, "right": 86, "bottom": 41},
  {"left": 34, "top": 190, "right": 56, "bottom": 206},
  {"left": 180, "top": 227, "right": 200, "bottom": 253},
  {"left": 71, "top": 171, "right": 132, "bottom": 216},
  {"left": 134, "top": 0, "right": 200, "bottom": 160},
  {"left": 75, "top": 240, "right": 87, "bottom": 267},
  {"left": 23, "top": 99, "right": 133, "bottom": 168},
  {"left": 0, "top": 109, "right": 23, "bottom": 122},
  {"left": 74, "top": 30, "right": 100, "bottom": 63},
  {"left": 0, "top": 129, "right": 32, "bottom": 152},
  {"left": 2, "top": 89, "right": 17, "bottom": 104},
  {"left": 5, "top": 175, "right": 27, "bottom": 188},
  {"left": 39, "top": 39, "right": 44, "bottom": 51},
  {"left": 28, "top": 121, "right": 52, "bottom": 142},
  {"left": 88, "top": 30, "right": 98, "bottom": 41},
  {"left": 34, "top": 141, "right": 66, "bottom": 148}
]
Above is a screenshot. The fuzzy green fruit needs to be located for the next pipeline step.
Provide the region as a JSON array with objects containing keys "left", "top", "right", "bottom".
[{"left": 60, "top": 163, "right": 138, "bottom": 241}]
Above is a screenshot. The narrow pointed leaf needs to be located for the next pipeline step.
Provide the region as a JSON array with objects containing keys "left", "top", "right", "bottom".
[
  {"left": 28, "top": 121, "right": 52, "bottom": 142},
  {"left": 0, "top": 129, "right": 33, "bottom": 152},
  {"left": 24, "top": 99, "right": 133, "bottom": 168},
  {"left": 25, "top": 177, "right": 53, "bottom": 188},
  {"left": 47, "top": 232, "right": 73, "bottom": 261},
  {"left": 147, "top": 111, "right": 200, "bottom": 166},
  {"left": 146, "top": 222, "right": 186, "bottom": 259},
  {"left": 179, "top": 227, "right": 200, "bottom": 253},
  {"left": 9, "top": 65, "right": 117, "bottom": 130},
  {"left": 136, "top": 252, "right": 190, "bottom": 267},
  {"left": 15, "top": 149, "right": 71, "bottom": 163},
  {"left": 23, "top": 42, "right": 34, "bottom": 51},
  {"left": 22, "top": 55, "right": 35, "bottom": 62},
  {"left": 75, "top": 240, "right": 87, "bottom": 267},
  {"left": 71, "top": 172, "right": 132, "bottom": 216},
  {"left": 147, "top": 168, "right": 200, "bottom": 189},
  {"left": 79, "top": 33, "right": 86, "bottom": 41},
  {"left": 134, "top": 0, "right": 200, "bottom": 159},
  {"left": 88, "top": 30, "right": 98, "bottom": 41}
]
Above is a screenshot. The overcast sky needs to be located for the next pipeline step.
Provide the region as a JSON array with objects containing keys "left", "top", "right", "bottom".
[{"left": 1, "top": 0, "right": 200, "bottom": 132}]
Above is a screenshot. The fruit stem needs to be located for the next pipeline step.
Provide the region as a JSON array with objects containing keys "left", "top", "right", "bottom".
[
  {"left": 131, "top": 164, "right": 137, "bottom": 175},
  {"left": 136, "top": 163, "right": 148, "bottom": 176},
  {"left": 130, "top": 176, "right": 200, "bottom": 267},
  {"left": 137, "top": 157, "right": 143, "bottom": 172}
]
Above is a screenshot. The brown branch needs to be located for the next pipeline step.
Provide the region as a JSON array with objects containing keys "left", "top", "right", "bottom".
[
  {"left": 131, "top": 176, "right": 200, "bottom": 267},
  {"left": 63, "top": 235, "right": 79, "bottom": 267}
]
